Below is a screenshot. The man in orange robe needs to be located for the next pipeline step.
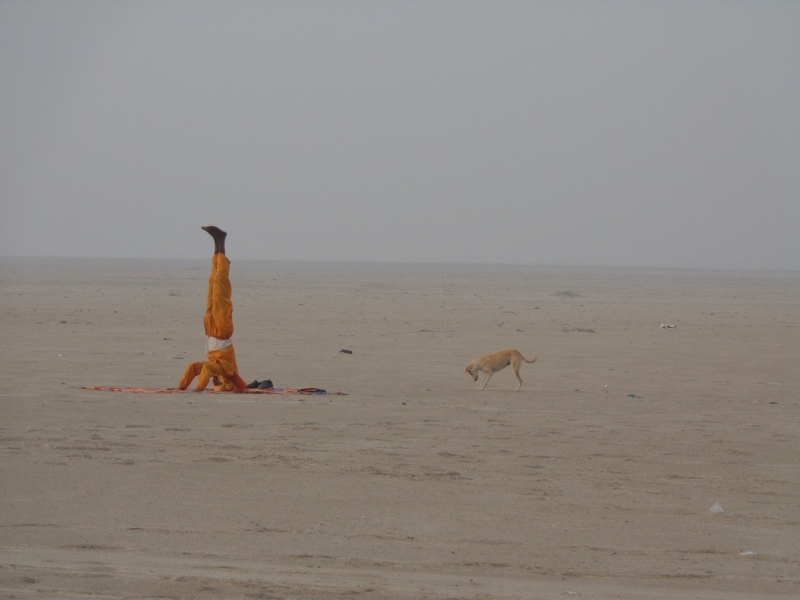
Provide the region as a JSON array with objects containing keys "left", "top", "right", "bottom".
[{"left": 178, "top": 226, "right": 247, "bottom": 392}]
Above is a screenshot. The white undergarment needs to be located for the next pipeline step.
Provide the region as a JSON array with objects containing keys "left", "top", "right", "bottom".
[{"left": 206, "top": 336, "right": 232, "bottom": 352}]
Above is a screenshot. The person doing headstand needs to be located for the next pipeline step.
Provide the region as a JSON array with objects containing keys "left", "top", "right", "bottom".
[{"left": 178, "top": 226, "right": 247, "bottom": 392}]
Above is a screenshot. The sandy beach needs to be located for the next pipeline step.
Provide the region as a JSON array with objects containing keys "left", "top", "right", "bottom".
[{"left": 1, "top": 257, "right": 798, "bottom": 599}]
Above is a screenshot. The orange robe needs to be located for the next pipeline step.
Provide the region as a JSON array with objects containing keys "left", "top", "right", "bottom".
[{"left": 179, "top": 254, "right": 247, "bottom": 392}]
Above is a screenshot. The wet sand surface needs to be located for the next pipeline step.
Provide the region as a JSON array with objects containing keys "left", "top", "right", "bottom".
[{"left": 1, "top": 257, "right": 798, "bottom": 599}]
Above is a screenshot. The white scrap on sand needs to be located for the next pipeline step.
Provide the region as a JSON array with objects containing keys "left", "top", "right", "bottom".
[{"left": 660, "top": 324, "right": 677, "bottom": 329}]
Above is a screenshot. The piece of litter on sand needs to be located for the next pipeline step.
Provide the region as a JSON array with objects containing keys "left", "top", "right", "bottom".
[
  {"left": 660, "top": 324, "right": 677, "bottom": 329},
  {"left": 740, "top": 551, "right": 759, "bottom": 557},
  {"left": 339, "top": 349, "right": 353, "bottom": 354},
  {"left": 515, "top": 328, "right": 524, "bottom": 332},
  {"left": 710, "top": 502, "right": 724, "bottom": 514},
  {"left": 627, "top": 394, "right": 642, "bottom": 399}
]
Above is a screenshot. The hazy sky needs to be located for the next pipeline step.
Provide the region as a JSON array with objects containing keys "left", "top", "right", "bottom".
[{"left": 1, "top": 1, "right": 798, "bottom": 269}]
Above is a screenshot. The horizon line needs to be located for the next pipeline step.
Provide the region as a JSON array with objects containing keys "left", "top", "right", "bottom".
[{"left": 1, "top": 254, "right": 798, "bottom": 276}]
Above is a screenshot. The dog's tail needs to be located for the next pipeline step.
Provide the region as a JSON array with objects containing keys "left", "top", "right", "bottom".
[{"left": 523, "top": 353, "right": 537, "bottom": 364}]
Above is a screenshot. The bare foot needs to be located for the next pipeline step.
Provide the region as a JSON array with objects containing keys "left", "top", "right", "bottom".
[
  {"left": 201, "top": 226, "right": 227, "bottom": 241},
  {"left": 202, "top": 226, "right": 227, "bottom": 255}
]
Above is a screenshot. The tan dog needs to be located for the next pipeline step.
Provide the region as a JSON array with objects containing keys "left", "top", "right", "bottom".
[{"left": 465, "top": 349, "right": 537, "bottom": 391}]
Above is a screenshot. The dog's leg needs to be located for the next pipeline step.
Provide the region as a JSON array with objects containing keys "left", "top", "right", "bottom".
[
  {"left": 511, "top": 358, "right": 522, "bottom": 391},
  {"left": 479, "top": 371, "right": 493, "bottom": 390}
]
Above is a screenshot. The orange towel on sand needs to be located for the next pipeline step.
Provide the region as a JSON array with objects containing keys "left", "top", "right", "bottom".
[{"left": 82, "top": 386, "right": 342, "bottom": 395}]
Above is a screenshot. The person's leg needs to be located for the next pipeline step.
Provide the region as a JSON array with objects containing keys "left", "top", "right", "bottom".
[
  {"left": 204, "top": 254, "right": 217, "bottom": 319},
  {"left": 203, "top": 254, "right": 234, "bottom": 339},
  {"left": 201, "top": 227, "right": 234, "bottom": 340}
]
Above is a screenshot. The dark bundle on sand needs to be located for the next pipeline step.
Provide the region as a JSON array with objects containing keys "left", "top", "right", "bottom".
[{"left": 247, "top": 379, "right": 274, "bottom": 389}]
